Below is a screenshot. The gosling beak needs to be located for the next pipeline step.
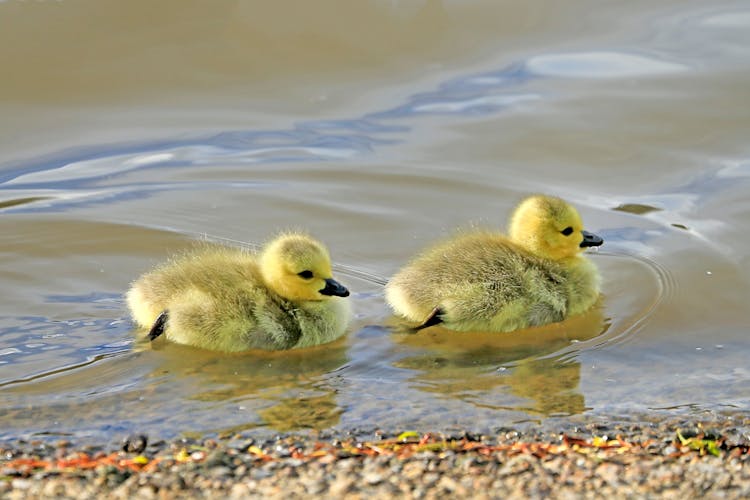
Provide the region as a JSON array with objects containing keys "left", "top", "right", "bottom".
[
  {"left": 580, "top": 230, "right": 604, "bottom": 248},
  {"left": 319, "top": 278, "right": 350, "bottom": 297}
]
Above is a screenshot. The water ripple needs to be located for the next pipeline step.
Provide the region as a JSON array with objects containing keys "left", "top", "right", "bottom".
[{"left": 0, "top": 47, "right": 691, "bottom": 216}]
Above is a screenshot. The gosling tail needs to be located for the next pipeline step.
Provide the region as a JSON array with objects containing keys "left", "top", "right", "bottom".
[
  {"left": 414, "top": 306, "right": 444, "bottom": 331},
  {"left": 148, "top": 310, "right": 169, "bottom": 341}
]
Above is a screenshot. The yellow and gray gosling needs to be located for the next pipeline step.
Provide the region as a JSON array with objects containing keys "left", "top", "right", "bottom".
[
  {"left": 126, "top": 233, "right": 351, "bottom": 352},
  {"left": 385, "top": 195, "right": 603, "bottom": 332}
]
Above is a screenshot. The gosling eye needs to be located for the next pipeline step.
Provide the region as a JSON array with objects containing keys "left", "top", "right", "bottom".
[
  {"left": 297, "top": 270, "right": 314, "bottom": 279},
  {"left": 560, "top": 227, "right": 574, "bottom": 236}
]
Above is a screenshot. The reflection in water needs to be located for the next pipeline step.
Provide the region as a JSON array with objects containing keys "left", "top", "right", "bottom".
[
  {"left": 0, "top": 335, "right": 350, "bottom": 438},
  {"left": 504, "top": 357, "right": 585, "bottom": 416},
  {"left": 148, "top": 338, "right": 350, "bottom": 433},
  {"left": 525, "top": 51, "right": 686, "bottom": 78},
  {"left": 258, "top": 394, "right": 341, "bottom": 432},
  {"left": 393, "top": 306, "right": 606, "bottom": 417}
]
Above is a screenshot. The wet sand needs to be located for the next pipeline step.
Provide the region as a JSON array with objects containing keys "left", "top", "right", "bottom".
[
  {"left": 2, "top": 413, "right": 748, "bottom": 499},
  {"left": 2, "top": 3, "right": 750, "bottom": 495}
]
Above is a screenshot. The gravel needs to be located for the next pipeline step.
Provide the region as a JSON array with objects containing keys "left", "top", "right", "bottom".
[{"left": 1, "top": 413, "right": 748, "bottom": 499}]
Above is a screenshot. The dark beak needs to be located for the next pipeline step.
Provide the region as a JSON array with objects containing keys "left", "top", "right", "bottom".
[
  {"left": 319, "top": 278, "right": 350, "bottom": 297},
  {"left": 580, "top": 230, "right": 604, "bottom": 248}
]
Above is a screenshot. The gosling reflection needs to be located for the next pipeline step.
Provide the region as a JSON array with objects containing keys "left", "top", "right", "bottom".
[
  {"left": 258, "top": 394, "right": 342, "bottom": 432},
  {"left": 149, "top": 338, "right": 348, "bottom": 432},
  {"left": 503, "top": 356, "right": 584, "bottom": 416},
  {"left": 393, "top": 304, "right": 607, "bottom": 417}
]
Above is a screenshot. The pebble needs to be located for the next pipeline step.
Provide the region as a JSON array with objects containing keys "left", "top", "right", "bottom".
[
  {"left": 363, "top": 472, "right": 383, "bottom": 485},
  {"left": 121, "top": 435, "right": 148, "bottom": 454}
]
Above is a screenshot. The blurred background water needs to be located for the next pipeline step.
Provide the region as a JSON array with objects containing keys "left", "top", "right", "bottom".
[{"left": 1, "top": 0, "right": 749, "bottom": 442}]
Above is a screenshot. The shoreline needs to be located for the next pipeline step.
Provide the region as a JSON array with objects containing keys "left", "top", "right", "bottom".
[{"left": 2, "top": 413, "right": 748, "bottom": 498}]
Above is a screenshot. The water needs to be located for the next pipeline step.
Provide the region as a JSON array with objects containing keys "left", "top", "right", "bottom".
[{"left": 1, "top": 0, "right": 749, "bottom": 441}]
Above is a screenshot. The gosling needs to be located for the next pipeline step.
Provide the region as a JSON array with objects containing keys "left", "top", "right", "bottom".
[
  {"left": 385, "top": 195, "right": 603, "bottom": 332},
  {"left": 126, "top": 233, "right": 351, "bottom": 351}
]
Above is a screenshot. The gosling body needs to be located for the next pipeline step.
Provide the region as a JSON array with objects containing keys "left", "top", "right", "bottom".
[
  {"left": 127, "top": 234, "right": 351, "bottom": 351},
  {"left": 385, "top": 195, "right": 603, "bottom": 332}
]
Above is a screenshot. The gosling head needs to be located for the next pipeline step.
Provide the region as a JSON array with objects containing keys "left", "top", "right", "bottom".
[
  {"left": 508, "top": 195, "right": 603, "bottom": 260},
  {"left": 259, "top": 233, "right": 350, "bottom": 302}
]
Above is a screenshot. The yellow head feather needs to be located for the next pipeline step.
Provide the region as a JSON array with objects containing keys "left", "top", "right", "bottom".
[
  {"left": 259, "top": 233, "right": 342, "bottom": 301},
  {"left": 508, "top": 195, "right": 588, "bottom": 261}
]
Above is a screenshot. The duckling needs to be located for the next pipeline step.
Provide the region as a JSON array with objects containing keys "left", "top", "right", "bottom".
[
  {"left": 126, "top": 233, "right": 351, "bottom": 352},
  {"left": 385, "top": 195, "right": 603, "bottom": 332}
]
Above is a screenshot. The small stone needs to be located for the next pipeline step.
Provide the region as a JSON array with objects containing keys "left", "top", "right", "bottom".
[
  {"left": 41, "top": 480, "right": 67, "bottom": 497},
  {"left": 10, "top": 479, "right": 31, "bottom": 490},
  {"left": 422, "top": 472, "right": 440, "bottom": 486},
  {"left": 363, "top": 472, "right": 384, "bottom": 485},
  {"left": 274, "top": 445, "right": 291, "bottom": 458},
  {"left": 229, "top": 483, "right": 249, "bottom": 498},
  {"left": 251, "top": 468, "right": 272, "bottom": 480},
  {"left": 210, "top": 466, "right": 233, "bottom": 478},
  {"left": 204, "top": 451, "right": 228, "bottom": 467},
  {"left": 122, "top": 435, "right": 148, "bottom": 454},
  {"left": 135, "top": 485, "right": 157, "bottom": 499},
  {"left": 303, "top": 478, "right": 327, "bottom": 495},
  {"left": 329, "top": 477, "right": 354, "bottom": 496},
  {"left": 438, "top": 475, "right": 459, "bottom": 492}
]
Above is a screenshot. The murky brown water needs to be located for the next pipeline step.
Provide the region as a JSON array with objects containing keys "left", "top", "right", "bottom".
[{"left": 1, "top": 0, "right": 749, "bottom": 441}]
